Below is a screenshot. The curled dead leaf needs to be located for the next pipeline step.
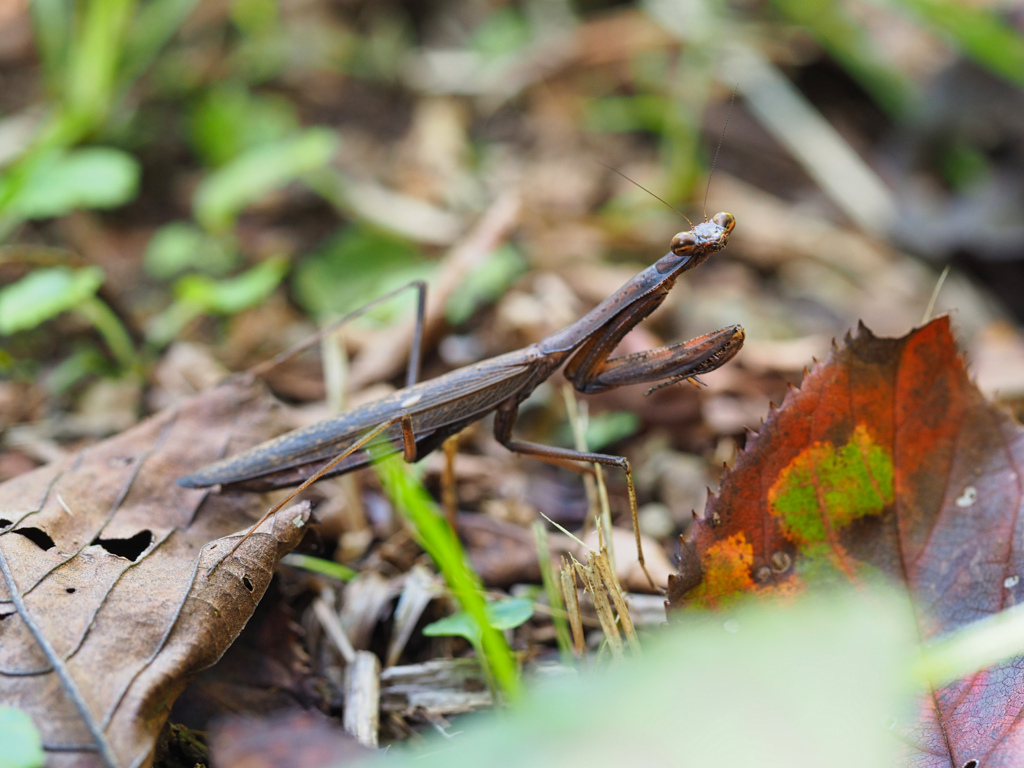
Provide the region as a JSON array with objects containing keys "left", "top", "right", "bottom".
[{"left": 0, "top": 377, "right": 309, "bottom": 767}]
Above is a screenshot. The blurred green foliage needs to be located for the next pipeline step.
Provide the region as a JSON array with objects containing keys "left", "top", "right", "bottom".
[
  {"left": 0, "top": 267, "right": 104, "bottom": 335},
  {"left": 294, "top": 225, "right": 429, "bottom": 323},
  {"left": 772, "top": 0, "right": 915, "bottom": 115},
  {"left": 0, "top": 147, "right": 139, "bottom": 220},
  {"left": 893, "top": 0, "right": 1024, "bottom": 88},
  {"left": 193, "top": 128, "right": 340, "bottom": 233},
  {"left": 0, "top": 266, "right": 140, "bottom": 374},
  {"left": 0, "top": 0, "right": 343, "bottom": 380},
  {"left": 187, "top": 86, "right": 299, "bottom": 168},
  {"left": 2, "top": 0, "right": 1024, "bottom": 386},
  {"left": 143, "top": 223, "right": 238, "bottom": 279},
  {"left": 146, "top": 256, "right": 289, "bottom": 347},
  {"left": 469, "top": 6, "right": 533, "bottom": 58},
  {"left": 445, "top": 244, "right": 527, "bottom": 326}
]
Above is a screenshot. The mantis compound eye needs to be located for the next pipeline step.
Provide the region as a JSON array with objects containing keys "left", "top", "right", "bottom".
[
  {"left": 670, "top": 231, "right": 697, "bottom": 255},
  {"left": 712, "top": 211, "right": 736, "bottom": 234}
]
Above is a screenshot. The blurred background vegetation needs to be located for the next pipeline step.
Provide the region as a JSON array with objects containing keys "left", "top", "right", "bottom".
[
  {"left": 3, "top": 0, "right": 1024, "bottom": 410},
  {"left": 5, "top": 0, "right": 1024, "bottom": 608}
]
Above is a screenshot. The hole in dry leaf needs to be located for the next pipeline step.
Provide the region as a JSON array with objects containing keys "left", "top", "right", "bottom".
[
  {"left": 14, "top": 527, "right": 55, "bottom": 551},
  {"left": 0, "top": 518, "right": 12, "bottom": 528},
  {"left": 242, "top": 576, "right": 254, "bottom": 592},
  {"left": 92, "top": 530, "right": 153, "bottom": 561},
  {"left": 66, "top": 588, "right": 76, "bottom": 594},
  {"left": 963, "top": 760, "right": 978, "bottom": 768},
  {"left": 0, "top": 608, "right": 15, "bottom": 620}
]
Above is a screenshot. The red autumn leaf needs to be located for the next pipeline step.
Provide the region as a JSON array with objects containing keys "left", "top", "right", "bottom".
[{"left": 668, "top": 316, "right": 1024, "bottom": 766}]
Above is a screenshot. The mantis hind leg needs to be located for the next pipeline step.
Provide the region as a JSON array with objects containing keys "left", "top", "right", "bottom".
[{"left": 493, "top": 404, "right": 656, "bottom": 591}]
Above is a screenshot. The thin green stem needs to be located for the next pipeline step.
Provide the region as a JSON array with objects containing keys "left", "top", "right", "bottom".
[
  {"left": 280, "top": 554, "right": 358, "bottom": 582},
  {"left": 75, "top": 296, "right": 141, "bottom": 376}
]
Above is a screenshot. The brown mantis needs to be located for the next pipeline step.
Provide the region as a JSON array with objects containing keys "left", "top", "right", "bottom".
[{"left": 179, "top": 211, "right": 744, "bottom": 589}]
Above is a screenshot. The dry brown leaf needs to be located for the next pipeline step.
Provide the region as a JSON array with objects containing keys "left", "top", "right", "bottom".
[
  {"left": 170, "top": 588, "right": 315, "bottom": 730},
  {"left": 0, "top": 377, "right": 310, "bottom": 768}
]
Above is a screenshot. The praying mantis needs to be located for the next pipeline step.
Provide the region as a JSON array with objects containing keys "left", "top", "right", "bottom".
[{"left": 179, "top": 211, "right": 744, "bottom": 589}]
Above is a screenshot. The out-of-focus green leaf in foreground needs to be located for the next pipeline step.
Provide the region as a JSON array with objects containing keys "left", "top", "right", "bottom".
[
  {"left": 0, "top": 707, "right": 44, "bottom": 768},
  {"left": 358, "top": 588, "right": 916, "bottom": 768}
]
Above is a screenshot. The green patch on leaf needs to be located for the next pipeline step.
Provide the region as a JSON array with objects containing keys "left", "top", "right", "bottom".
[
  {"left": 687, "top": 533, "right": 757, "bottom": 608},
  {"left": 768, "top": 424, "right": 893, "bottom": 546},
  {"left": 794, "top": 542, "right": 856, "bottom": 583}
]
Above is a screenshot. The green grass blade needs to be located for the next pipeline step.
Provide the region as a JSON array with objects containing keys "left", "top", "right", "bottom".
[
  {"left": 372, "top": 450, "right": 521, "bottom": 700},
  {"left": 64, "top": 0, "right": 135, "bottom": 133},
  {"left": 893, "top": 0, "right": 1024, "bottom": 89},
  {"left": 769, "top": 0, "right": 915, "bottom": 116},
  {"left": 29, "top": 0, "right": 72, "bottom": 90}
]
